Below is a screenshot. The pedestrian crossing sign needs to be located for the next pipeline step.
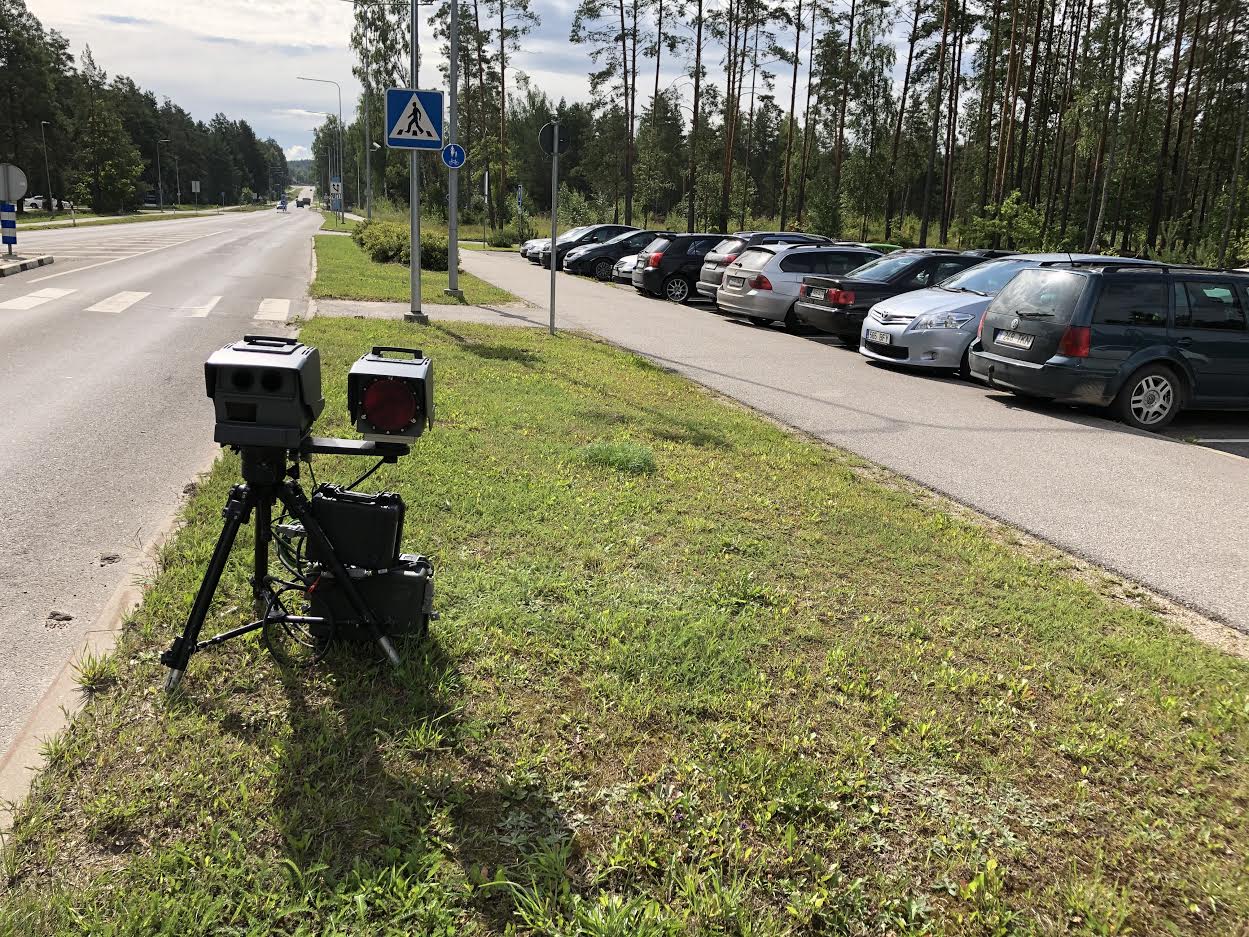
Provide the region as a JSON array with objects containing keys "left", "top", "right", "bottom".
[{"left": 386, "top": 88, "right": 443, "bottom": 150}]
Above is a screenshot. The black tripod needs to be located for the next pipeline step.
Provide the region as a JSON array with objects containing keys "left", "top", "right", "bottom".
[{"left": 160, "top": 439, "right": 408, "bottom": 691}]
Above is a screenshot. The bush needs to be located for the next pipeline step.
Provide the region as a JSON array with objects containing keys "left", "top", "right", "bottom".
[
  {"left": 419, "top": 233, "right": 449, "bottom": 271},
  {"left": 486, "top": 226, "right": 516, "bottom": 248},
  {"left": 359, "top": 220, "right": 409, "bottom": 264}
]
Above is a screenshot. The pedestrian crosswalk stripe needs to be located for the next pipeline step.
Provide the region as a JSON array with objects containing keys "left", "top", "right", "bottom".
[
  {"left": 0, "top": 287, "right": 75, "bottom": 310},
  {"left": 255, "top": 298, "right": 291, "bottom": 321},
  {"left": 185, "top": 296, "right": 222, "bottom": 318},
  {"left": 86, "top": 291, "right": 150, "bottom": 314}
]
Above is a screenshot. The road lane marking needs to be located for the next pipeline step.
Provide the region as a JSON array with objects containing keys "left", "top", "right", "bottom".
[
  {"left": 185, "top": 296, "right": 222, "bottom": 318},
  {"left": 0, "top": 287, "right": 76, "bottom": 310},
  {"left": 254, "top": 298, "right": 291, "bottom": 321},
  {"left": 86, "top": 291, "right": 150, "bottom": 314},
  {"left": 28, "top": 229, "right": 228, "bottom": 282}
]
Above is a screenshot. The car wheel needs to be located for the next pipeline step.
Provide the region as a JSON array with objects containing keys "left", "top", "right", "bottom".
[
  {"left": 782, "top": 305, "right": 802, "bottom": 332},
  {"left": 593, "top": 259, "right": 614, "bottom": 281},
  {"left": 663, "top": 275, "right": 692, "bottom": 303},
  {"left": 748, "top": 316, "right": 771, "bottom": 327},
  {"left": 1113, "top": 364, "right": 1183, "bottom": 431},
  {"left": 957, "top": 347, "right": 971, "bottom": 380}
]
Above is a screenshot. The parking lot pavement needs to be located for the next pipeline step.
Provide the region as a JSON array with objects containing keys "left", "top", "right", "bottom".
[{"left": 458, "top": 250, "right": 1249, "bottom": 634}]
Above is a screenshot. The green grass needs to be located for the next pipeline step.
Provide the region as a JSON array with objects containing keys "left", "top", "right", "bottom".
[
  {"left": 2, "top": 318, "right": 1248, "bottom": 935},
  {"left": 311, "top": 232, "right": 517, "bottom": 306}
]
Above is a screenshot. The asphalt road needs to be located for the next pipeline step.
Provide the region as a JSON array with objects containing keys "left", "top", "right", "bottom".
[
  {"left": 459, "top": 250, "right": 1249, "bottom": 634},
  {"left": 0, "top": 198, "right": 322, "bottom": 755}
]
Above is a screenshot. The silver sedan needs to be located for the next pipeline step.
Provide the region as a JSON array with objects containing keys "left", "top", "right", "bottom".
[{"left": 715, "top": 244, "right": 880, "bottom": 328}]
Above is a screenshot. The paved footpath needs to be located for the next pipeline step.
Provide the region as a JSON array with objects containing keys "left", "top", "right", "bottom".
[{"left": 446, "top": 250, "right": 1249, "bottom": 635}]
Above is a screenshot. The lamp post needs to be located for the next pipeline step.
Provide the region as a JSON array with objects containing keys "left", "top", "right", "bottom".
[
  {"left": 298, "top": 76, "right": 344, "bottom": 224},
  {"left": 39, "top": 120, "right": 54, "bottom": 218},
  {"left": 157, "top": 138, "right": 169, "bottom": 211}
]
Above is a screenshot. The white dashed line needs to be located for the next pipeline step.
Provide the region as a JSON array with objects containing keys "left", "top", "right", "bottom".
[
  {"left": 86, "top": 291, "right": 151, "bottom": 314},
  {"left": 254, "top": 298, "right": 291, "bottom": 321},
  {"left": 0, "top": 287, "right": 76, "bottom": 310},
  {"left": 185, "top": 296, "right": 222, "bottom": 318}
]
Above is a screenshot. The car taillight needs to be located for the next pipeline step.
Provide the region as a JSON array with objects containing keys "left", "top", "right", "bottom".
[
  {"left": 798, "top": 284, "right": 807, "bottom": 297},
  {"left": 723, "top": 253, "right": 738, "bottom": 264},
  {"left": 1058, "top": 325, "right": 1090, "bottom": 358},
  {"left": 831, "top": 289, "right": 855, "bottom": 305},
  {"left": 748, "top": 274, "right": 772, "bottom": 290},
  {"left": 648, "top": 251, "right": 665, "bottom": 267},
  {"left": 977, "top": 312, "right": 985, "bottom": 339}
]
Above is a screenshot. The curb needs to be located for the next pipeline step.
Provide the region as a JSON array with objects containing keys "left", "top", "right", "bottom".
[
  {"left": 0, "top": 455, "right": 215, "bottom": 833},
  {"left": 0, "top": 255, "right": 53, "bottom": 277}
]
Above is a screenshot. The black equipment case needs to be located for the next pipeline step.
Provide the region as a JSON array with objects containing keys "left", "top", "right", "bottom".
[{"left": 308, "top": 484, "right": 404, "bottom": 570}]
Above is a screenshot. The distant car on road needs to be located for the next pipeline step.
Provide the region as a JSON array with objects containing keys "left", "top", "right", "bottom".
[
  {"left": 696, "top": 231, "right": 831, "bottom": 300},
  {"left": 858, "top": 254, "right": 1155, "bottom": 377},
  {"left": 715, "top": 243, "right": 882, "bottom": 329},
  {"left": 539, "top": 224, "right": 638, "bottom": 269},
  {"left": 632, "top": 233, "right": 723, "bottom": 303},
  {"left": 971, "top": 261, "right": 1249, "bottom": 431},
  {"left": 794, "top": 249, "right": 985, "bottom": 342},
  {"left": 564, "top": 229, "right": 671, "bottom": 280}
]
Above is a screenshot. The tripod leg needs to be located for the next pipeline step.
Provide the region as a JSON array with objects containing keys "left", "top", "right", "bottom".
[
  {"left": 160, "top": 484, "right": 253, "bottom": 690},
  {"left": 275, "top": 481, "right": 402, "bottom": 668},
  {"left": 252, "top": 494, "right": 272, "bottom": 620}
]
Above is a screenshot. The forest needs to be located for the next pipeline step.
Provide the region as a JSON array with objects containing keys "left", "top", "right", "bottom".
[
  {"left": 328, "top": 0, "right": 1249, "bottom": 264},
  {"left": 0, "top": 0, "right": 289, "bottom": 213}
]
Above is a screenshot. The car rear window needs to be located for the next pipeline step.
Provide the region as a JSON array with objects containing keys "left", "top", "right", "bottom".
[
  {"left": 734, "top": 248, "right": 773, "bottom": 271},
  {"left": 844, "top": 253, "right": 919, "bottom": 282},
  {"left": 642, "top": 237, "right": 671, "bottom": 254},
  {"left": 711, "top": 238, "right": 746, "bottom": 254},
  {"left": 1174, "top": 280, "right": 1247, "bottom": 331},
  {"left": 989, "top": 268, "right": 1088, "bottom": 325},
  {"left": 1093, "top": 278, "right": 1168, "bottom": 328}
]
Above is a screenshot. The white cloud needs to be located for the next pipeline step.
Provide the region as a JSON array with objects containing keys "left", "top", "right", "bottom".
[{"left": 284, "top": 144, "right": 311, "bottom": 161}]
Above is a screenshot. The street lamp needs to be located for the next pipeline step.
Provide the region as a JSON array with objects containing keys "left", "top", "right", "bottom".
[
  {"left": 157, "top": 138, "right": 170, "bottom": 212},
  {"left": 39, "top": 120, "right": 54, "bottom": 218},
  {"left": 298, "top": 76, "right": 344, "bottom": 224}
]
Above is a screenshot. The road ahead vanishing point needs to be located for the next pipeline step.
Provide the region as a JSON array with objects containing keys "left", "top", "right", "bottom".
[{"left": 0, "top": 201, "right": 321, "bottom": 755}]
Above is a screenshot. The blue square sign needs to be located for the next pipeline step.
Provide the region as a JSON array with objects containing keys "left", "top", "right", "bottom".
[{"left": 386, "top": 88, "right": 444, "bottom": 150}]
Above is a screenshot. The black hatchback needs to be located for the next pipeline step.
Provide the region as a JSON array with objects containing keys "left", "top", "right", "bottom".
[
  {"left": 631, "top": 233, "right": 723, "bottom": 303},
  {"left": 970, "top": 263, "right": 1249, "bottom": 430},
  {"left": 538, "top": 223, "right": 638, "bottom": 269},
  {"left": 563, "top": 229, "right": 670, "bottom": 280}
]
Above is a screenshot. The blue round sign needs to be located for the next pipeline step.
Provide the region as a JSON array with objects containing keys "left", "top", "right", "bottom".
[{"left": 441, "top": 143, "right": 466, "bottom": 169}]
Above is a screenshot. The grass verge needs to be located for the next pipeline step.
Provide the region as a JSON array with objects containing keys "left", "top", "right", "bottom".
[
  {"left": 311, "top": 232, "right": 517, "bottom": 306},
  {"left": 1, "top": 318, "right": 1247, "bottom": 934}
]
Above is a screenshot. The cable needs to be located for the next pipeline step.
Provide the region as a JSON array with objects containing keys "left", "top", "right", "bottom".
[{"left": 345, "top": 458, "right": 386, "bottom": 491}]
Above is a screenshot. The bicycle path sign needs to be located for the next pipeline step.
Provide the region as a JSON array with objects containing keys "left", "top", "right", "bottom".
[{"left": 386, "top": 89, "right": 443, "bottom": 150}]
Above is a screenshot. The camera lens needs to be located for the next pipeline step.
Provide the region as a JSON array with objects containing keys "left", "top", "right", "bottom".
[
  {"left": 231, "top": 368, "right": 254, "bottom": 391},
  {"left": 260, "top": 369, "right": 282, "bottom": 393}
]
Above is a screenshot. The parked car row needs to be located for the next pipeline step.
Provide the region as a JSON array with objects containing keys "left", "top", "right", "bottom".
[{"left": 21, "top": 195, "right": 74, "bottom": 211}]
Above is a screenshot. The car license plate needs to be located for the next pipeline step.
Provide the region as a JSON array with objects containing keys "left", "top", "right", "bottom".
[
  {"left": 808, "top": 287, "right": 826, "bottom": 300},
  {"left": 865, "top": 329, "right": 891, "bottom": 345},
  {"left": 996, "top": 329, "right": 1034, "bottom": 350},
  {"left": 727, "top": 276, "right": 744, "bottom": 287}
]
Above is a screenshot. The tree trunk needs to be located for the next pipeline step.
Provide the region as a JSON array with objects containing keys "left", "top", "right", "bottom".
[
  {"left": 740, "top": 20, "right": 759, "bottom": 230},
  {"left": 1088, "top": 0, "right": 1127, "bottom": 251},
  {"left": 499, "top": 0, "right": 507, "bottom": 220},
  {"left": 977, "top": 0, "right": 1002, "bottom": 212},
  {"left": 1146, "top": 0, "right": 1190, "bottom": 249},
  {"left": 778, "top": 0, "right": 804, "bottom": 230},
  {"left": 940, "top": 0, "right": 966, "bottom": 241},
  {"left": 885, "top": 0, "right": 922, "bottom": 240},
  {"left": 472, "top": 0, "right": 495, "bottom": 229},
  {"left": 1014, "top": 0, "right": 1045, "bottom": 192},
  {"left": 919, "top": 0, "right": 951, "bottom": 245},
  {"left": 618, "top": 0, "right": 633, "bottom": 224},
  {"left": 718, "top": 0, "right": 742, "bottom": 232},
  {"left": 795, "top": 0, "right": 820, "bottom": 223},
  {"left": 1218, "top": 82, "right": 1248, "bottom": 266},
  {"left": 686, "top": 0, "right": 703, "bottom": 232},
  {"left": 833, "top": 0, "right": 856, "bottom": 195}
]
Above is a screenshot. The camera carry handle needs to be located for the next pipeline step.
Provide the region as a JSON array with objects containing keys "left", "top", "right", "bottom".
[{"left": 159, "top": 443, "right": 405, "bottom": 691}]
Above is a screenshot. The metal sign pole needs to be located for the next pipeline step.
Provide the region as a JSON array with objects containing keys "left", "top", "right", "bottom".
[
  {"left": 406, "top": 0, "right": 427, "bottom": 323},
  {"left": 549, "top": 118, "right": 559, "bottom": 336},
  {"left": 445, "top": 0, "right": 462, "bottom": 298}
]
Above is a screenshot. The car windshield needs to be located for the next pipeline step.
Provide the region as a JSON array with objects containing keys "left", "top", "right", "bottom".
[
  {"left": 939, "top": 259, "right": 1033, "bottom": 296},
  {"left": 603, "top": 229, "right": 641, "bottom": 245},
  {"left": 988, "top": 268, "right": 1088, "bottom": 325},
  {"left": 556, "top": 226, "right": 591, "bottom": 244},
  {"left": 844, "top": 253, "right": 920, "bottom": 282},
  {"left": 711, "top": 237, "right": 746, "bottom": 255},
  {"left": 732, "top": 248, "right": 772, "bottom": 272}
]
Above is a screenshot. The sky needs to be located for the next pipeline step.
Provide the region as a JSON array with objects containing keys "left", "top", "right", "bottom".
[{"left": 26, "top": 0, "right": 695, "bottom": 162}]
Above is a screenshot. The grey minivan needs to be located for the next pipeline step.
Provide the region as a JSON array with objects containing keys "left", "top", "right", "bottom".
[{"left": 970, "top": 262, "right": 1249, "bottom": 430}]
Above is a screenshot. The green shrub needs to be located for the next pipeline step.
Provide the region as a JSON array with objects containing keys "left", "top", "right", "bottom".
[
  {"left": 350, "top": 219, "right": 371, "bottom": 247},
  {"left": 354, "top": 220, "right": 449, "bottom": 271},
  {"left": 487, "top": 227, "right": 515, "bottom": 248},
  {"left": 419, "top": 233, "right": 449, "bottom": 271}
]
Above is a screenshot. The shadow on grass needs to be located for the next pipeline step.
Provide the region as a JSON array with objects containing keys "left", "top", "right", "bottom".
[
  {"left": 272, "top": 638, "right": 575, "bottom": 928},
  {"left": 431, "top": 324, "right": 544, "bottom": 367}
]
